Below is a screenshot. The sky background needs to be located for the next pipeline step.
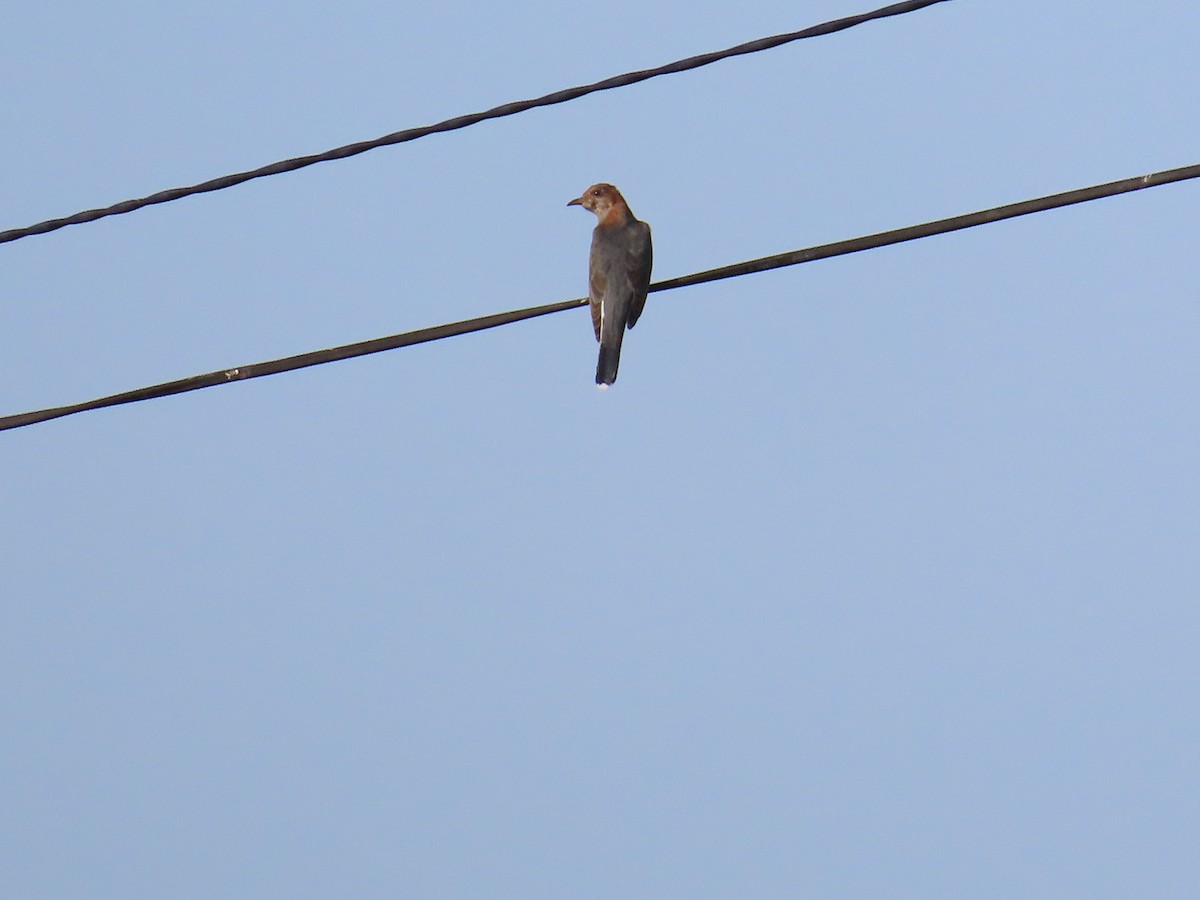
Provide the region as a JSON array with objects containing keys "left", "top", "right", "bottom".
[{"left": 3, "top": 1, "right": 1199, "bottom": 897}]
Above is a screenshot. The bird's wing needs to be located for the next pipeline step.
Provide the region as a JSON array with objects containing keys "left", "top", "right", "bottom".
[
  {"left": 624, "top": 222, "right": 653, "bottom": 329},
  {"left": 588, "top": 262, "right": 607, "bottom": 341}
]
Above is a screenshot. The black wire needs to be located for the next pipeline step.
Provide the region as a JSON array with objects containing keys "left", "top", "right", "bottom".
[
  {"left": 0, "top": 0, "right": 954, "bottom": 246},
  {"left": 3, "top": 161, "right": 1196, "bottom": 433},
  {"left": 651, "top": 164, "right": 1200, "bottom": 291}
]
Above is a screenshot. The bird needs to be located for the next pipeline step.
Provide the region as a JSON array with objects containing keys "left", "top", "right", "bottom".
[{"left": 567, "top": 183, "right": 653, "bottom": 387}]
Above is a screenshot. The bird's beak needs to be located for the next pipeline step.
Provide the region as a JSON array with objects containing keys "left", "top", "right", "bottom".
[{"left": 567, "top": 197, "right": 583, "bottom": 207}]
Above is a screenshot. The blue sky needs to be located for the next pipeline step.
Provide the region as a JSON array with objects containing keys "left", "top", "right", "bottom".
[{"left": 3, "top": 2, "right": 1199, "bottom": 897}]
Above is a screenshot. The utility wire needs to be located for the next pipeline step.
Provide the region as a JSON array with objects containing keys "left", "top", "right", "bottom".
[
  {"left": 2, "top": 161, "right": 1196, "bottom": 434},
  {"left": 0, "top": 0, "right": 953, "bottom": 246}
]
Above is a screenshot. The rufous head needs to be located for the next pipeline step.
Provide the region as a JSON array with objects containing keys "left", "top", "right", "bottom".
[{"left": 567, "top": 183, "right": 628, "bottom": 221}]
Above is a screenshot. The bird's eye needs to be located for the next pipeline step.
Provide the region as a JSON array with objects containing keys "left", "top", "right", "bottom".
[{"left": 591, "top": 189, "right": 602, "bottom": 196}]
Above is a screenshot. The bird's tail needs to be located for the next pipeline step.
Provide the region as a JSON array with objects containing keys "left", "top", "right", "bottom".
[{"left": 595, "top": 341, "right": 622, "bottom": 386}]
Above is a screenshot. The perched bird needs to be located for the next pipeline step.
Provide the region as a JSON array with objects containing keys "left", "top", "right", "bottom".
[{"left": 567, "top": 183, "right": 653, "bottom": 386}]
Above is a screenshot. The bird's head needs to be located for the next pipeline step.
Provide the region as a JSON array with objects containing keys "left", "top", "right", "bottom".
[{"left": 568, "top": 183, "right": 630, "bottom": 224}]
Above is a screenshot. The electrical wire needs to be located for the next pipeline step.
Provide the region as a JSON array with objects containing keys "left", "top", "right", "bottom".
[
  {"left": 2, "top": 161, "right": 1196, "bottom": 433},
  {"left": 0, "top": 0, "right": 954, "bottom": 246}
]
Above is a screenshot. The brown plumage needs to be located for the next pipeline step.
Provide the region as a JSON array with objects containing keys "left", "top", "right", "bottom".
[{"left": 567, "top": 183, "right": 653, "bottom": 386}]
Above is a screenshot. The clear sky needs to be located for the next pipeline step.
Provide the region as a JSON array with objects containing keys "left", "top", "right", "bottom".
[{"left": 4, "top": 1, "right": 1199, "bottom": 897}]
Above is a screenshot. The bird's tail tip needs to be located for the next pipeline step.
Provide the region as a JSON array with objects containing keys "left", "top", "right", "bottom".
[{"left": 595, "top": 346, "right": 620, "bottom": 387}]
